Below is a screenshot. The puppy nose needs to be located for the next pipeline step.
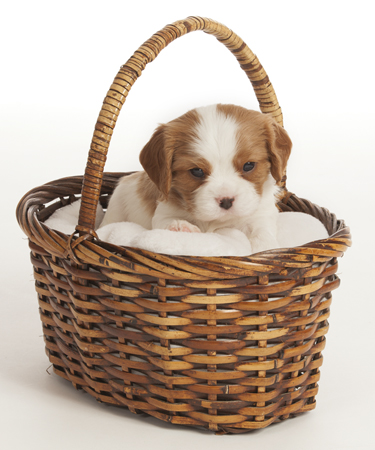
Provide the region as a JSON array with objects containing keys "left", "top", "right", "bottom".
[{"left": 218, "top": 197, "right": 235, "bottom": 210}]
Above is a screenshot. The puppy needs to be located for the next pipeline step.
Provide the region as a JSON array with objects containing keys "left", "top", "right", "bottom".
[{"left": 99, "top": 104, "right": 292, "bottom": 253}]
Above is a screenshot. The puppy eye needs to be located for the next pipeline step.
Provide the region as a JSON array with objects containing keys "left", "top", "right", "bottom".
[
  {"left": 243, "top": 162, "right": 256, "bottom": 172},
  {"left": 190, "top": 168, "right": 205, "bottom": 178}
]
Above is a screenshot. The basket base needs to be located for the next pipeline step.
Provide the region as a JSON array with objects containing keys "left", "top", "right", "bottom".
[{"left": 50, "top": 359, "right": 318, "bottom": 434}]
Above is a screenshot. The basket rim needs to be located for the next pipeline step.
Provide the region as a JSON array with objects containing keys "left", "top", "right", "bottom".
[{"left": 16, "top": 172, "right": 352, "bottom": 274}]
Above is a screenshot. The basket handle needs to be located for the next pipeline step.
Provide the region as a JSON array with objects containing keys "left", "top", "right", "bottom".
[{"left": 77, "top": 16, "right": 283, "bottom": 235}]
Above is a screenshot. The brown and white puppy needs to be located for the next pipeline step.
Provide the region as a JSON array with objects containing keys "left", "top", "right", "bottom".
[{"left": 99, "top": 104, "right": 292, "bottom": 253}]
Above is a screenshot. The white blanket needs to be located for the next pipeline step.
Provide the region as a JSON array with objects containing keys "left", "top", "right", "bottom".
[{"left": 44, "top": 200, "right": 329, "bottom": 256}]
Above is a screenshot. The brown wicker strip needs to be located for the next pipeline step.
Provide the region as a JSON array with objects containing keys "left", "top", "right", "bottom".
[{"left": 16, "top": 16, "right": 351, "bottom": 434}]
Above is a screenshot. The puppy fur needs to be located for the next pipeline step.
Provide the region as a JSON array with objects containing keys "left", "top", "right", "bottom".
[{"left": 99, "top": 104, "right": 292, "bottom": 253}]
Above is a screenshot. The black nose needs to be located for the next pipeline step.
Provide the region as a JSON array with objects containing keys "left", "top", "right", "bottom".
[{"left": 219, "top": 197, "right": 234, "bottom": 210}]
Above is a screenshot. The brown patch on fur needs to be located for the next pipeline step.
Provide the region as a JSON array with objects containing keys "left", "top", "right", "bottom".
[
  {"left": 169, "top": 152, "right": 212, "bottom": 215},
  {"left": 265, "top": 118, "right": 293, "bottom": 183},
  {"left": 139, "top": 109, "right": 202, "bottom": 200},
  {"left": 233, "top": 150, "right": 271, "bottom": 195},
  {"left": 136, "top": 171, "right": 161, "bottom": 216},
  {"left": 139, "top": 124, "right": 171, "bottom": 198},
  {"left": 217, "top": 104, "right": 292, "bottom": 188}
]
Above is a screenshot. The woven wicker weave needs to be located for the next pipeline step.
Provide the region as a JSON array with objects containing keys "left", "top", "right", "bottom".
[{"left": 16, "top": 17, "right": 351, "bottom": 434}]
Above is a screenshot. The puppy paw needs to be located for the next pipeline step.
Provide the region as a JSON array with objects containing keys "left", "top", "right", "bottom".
[{"left": 166, "top": 220, "right": 201, "bottom": 233}]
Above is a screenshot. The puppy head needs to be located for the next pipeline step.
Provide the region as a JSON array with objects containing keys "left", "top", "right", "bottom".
[{"left": 139, "top": 104, "right": 292, "bottom": 222}]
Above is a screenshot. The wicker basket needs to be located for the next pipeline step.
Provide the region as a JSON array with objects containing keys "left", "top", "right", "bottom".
[{"left": 16, "top": 17, "right": 351, "bottom": 434}]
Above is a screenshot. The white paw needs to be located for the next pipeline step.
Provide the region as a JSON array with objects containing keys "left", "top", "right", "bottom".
[{"left": 166, "top": 220, "right": 201, "bottom": 233}]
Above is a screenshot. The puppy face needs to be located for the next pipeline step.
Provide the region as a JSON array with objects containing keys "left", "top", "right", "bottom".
[{"left": 139, "top": 104, "right": 292, "bottom": 224}]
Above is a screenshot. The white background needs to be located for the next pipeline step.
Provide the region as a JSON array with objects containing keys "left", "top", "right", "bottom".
[{"left": 1, "top": 1, "right": 374, "bottom": 449}]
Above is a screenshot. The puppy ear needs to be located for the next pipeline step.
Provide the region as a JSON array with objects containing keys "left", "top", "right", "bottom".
[
  {"left": 265, "top": 117, "right": 292, "bottom": 183},
  {"left": 139, "top": 124, "right": 173, "bottom": 199}
]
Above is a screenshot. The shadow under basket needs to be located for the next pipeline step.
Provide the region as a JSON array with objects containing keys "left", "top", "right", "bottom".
[{"left": 16, "top": 17, "right": 351, "bottom": 434}]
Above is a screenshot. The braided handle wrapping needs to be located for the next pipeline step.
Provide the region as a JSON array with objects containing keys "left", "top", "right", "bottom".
[{"left": 77, "top": 17, "right": 283, "bottom": 234}]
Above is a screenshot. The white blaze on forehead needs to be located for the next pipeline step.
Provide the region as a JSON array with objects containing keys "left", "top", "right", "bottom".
[
  {"left": 193, "top": 105, "right": 239, "bottom": 167},
  {"left": 189, "top": 105, "right": 262, "bottom": 225}
]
